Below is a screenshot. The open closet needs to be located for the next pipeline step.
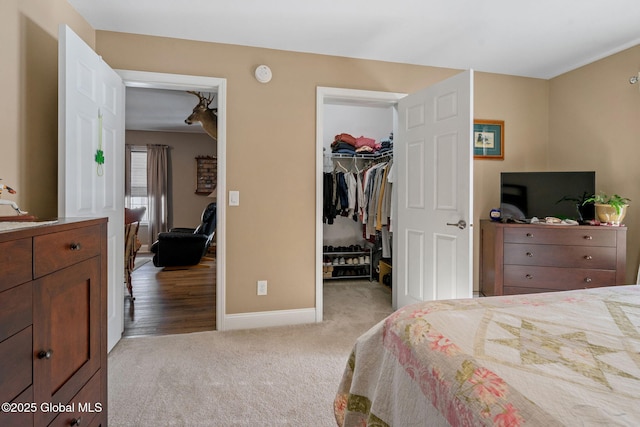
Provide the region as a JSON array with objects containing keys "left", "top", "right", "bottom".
[
  {"left": 320, "top": 94, "right": 399, "bottom": 288},
  {"left": 316, "top": 72, "right": 474, "bottom": 320}
]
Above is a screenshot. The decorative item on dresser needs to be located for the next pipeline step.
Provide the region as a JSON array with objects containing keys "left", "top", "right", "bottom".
[
  {"left": 583, "top": 191, "right": 630, "bottom": 226},
  {"left": 0, "top": 218, "right": 107, "bottom": 427},
  {"left": 480, "top": 219, "right": 626, "bottom": 296}
]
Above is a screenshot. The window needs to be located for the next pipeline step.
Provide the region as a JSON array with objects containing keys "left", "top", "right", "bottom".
[{"left": 127, "top": 148, "right": 149, "bottom": 223}]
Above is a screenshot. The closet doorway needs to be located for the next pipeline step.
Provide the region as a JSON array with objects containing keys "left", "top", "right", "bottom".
[
  {"left": 316, "top": 88, "right": 404, "bottom": 322},
  {"left": 315, "top": 71, "right": 474, "bottom": 321}
]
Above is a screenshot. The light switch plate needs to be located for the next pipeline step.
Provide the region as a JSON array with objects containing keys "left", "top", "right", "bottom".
[{"left": 229, "top": 190, "right": 240, "bottom": 206}]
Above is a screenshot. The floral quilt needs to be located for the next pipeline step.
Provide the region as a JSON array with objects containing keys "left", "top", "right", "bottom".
[{"left": 335, "top": 285, "right": 640, "bottom": 426}]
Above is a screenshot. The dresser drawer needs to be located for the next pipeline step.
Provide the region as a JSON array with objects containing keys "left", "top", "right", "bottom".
[
  {"left": 504, "top": 243, "right": 617, "bottom": 269},
  {"left": 0, "top": 239, "right": 32, "bottom": 292},
  {"left": 0, "top": 327, "right": 33, "bottom": 406},
  {"left": 0, "top": 283, "right": 32, "bottom": 342},
  {"left": 504, "top": 265, "right": 616, "bottom": 291},
  {"left": 33, "top": 225, "right": 101, "bottom": 278},
  {"left": 48, "top": 370, "right": 102, "bottom": 427},
  {"left": 504, "top": 226, "right": 617, "bottom": 246}
]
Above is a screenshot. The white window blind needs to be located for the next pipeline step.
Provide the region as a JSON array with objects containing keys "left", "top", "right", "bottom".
[{"left": 130, "top": 150, "right": 147, "bottom": 197}]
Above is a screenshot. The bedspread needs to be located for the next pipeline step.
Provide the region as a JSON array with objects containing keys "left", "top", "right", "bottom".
[{"left": 334, "top": 285, "right": 640, "bottom": 426}]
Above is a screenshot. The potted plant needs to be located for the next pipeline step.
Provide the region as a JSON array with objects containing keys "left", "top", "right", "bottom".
[{"left": 583, "top": 192, "right": 630, "bottom": 225}]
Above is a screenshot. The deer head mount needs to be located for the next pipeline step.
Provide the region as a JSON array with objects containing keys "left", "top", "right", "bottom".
[{"left": 185, "top": 91, "right": 218, "bottom": 141}]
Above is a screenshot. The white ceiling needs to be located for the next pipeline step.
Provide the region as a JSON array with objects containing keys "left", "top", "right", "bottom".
[
  {"left": 125, "top": 87, "right": 217, "bottom": 133},
  {"left": 68, "top": 0, "right": 640, "bottom": 132}
]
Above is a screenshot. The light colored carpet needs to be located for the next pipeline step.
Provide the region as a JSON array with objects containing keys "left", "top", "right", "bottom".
[{"left": 108, "top": 280, "right": 393, "bottom": 426}]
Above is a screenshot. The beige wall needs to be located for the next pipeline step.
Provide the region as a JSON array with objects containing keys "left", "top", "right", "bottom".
[
  {"left": 125, "top": 130, "right": 216, "bottom": 247},
  {"left": 95, "top": 31, "right": 550, "bottom": 314},
  {"left": 0, "top": 0, "right": 93, "bottom": 218},
  {"left": 549, "top": 45, "right": 640, "bottom": 283}
]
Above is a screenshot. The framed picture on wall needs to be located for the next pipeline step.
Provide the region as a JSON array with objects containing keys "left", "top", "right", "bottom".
[{"left": 473, "top": 119, "right": 504, "bottom": 159}]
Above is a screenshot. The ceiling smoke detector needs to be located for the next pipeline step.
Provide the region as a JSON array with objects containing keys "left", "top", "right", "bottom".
[{"left": 255, "top": 65, "right": 272, "bottom": 83}]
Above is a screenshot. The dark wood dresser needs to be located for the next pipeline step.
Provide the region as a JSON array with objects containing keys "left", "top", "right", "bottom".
[
  {"left": 480, "top": 219, "right": 627, "bottom": 296},
  {"left": 0, "top": 218, "right": 107, "bottom": 427}
]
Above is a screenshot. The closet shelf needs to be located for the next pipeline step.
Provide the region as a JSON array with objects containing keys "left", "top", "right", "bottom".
[
  {"left": 330, "top": 152, "right": 393, "bottom": 160},
  {"left": 323, "top": 250, "right": 369, "bottom": 256}
]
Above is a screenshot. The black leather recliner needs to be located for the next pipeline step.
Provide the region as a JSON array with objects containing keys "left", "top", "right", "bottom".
[{"left": 150, "top": 202, "right": 217, "bottom": 267}]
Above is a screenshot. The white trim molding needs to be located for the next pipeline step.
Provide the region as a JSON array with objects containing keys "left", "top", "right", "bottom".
[{"left": 224, "top": 308, "right": 316, "bottom": 331}]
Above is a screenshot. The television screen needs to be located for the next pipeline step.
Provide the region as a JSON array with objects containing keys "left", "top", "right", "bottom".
[{"left": 500, "top": 171, "right": 595, "bottom": 221}]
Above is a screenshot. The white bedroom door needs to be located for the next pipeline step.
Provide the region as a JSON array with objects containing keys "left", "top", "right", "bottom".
[
  {"left": 59, "top": 25, "right": 125, "bottom": 352},
  {"left": 394, "top": 70, "right": 474, "bottom": 308}
]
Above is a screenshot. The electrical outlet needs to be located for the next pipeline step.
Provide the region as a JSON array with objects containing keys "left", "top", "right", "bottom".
[{"left": 257, "top": 280, "right": 267, "bottom": 295}]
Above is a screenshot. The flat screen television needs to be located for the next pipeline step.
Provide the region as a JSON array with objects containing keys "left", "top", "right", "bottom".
[{"left": 500, "top": 171, "right": 596, "bottom": 221}]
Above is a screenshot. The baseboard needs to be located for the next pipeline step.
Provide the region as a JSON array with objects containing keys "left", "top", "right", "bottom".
[{"left": 223, "top": 307, "right": 317, "bottom": 331}]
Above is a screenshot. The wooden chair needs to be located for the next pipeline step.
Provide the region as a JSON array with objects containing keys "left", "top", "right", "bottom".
[{"left": 124, "top": 207, "right": 146, "bottom": 300}]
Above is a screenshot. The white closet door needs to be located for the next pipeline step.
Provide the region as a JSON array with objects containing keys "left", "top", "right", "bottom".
[{"left": 395, "top": 70, "right": 474, "bottom": 308}]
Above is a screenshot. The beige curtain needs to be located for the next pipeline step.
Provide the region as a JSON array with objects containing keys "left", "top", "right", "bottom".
[{"left": 147, "top": 144, "right": 169, "bottom": 243}]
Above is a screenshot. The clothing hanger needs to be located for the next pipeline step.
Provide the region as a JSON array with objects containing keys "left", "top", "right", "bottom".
[
  {"left": 335, "top": 159, "right": 350, "bottom": 173},
  {"left": 354, "top": 157, "right": 363, "bottom": 174}
]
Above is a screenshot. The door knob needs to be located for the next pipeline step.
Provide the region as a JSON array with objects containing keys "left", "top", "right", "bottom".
[{"left": 446, "top": 220, "right": 467, "bottom": 230}]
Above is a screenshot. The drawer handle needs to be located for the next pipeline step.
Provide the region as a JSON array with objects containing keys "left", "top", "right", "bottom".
[
  {"left": 526, "top": 233, "right": 533, "bottom": 238},
  {"left": 70, "top": 242, "right": 82, "bottom": 251},
  {"left": 584, "top": 277, "right": 592, "bottom": 283},
  {"left": 584, "top": 235, "right": 593, "bottom": 240},
  {"left": 525, "top": 274, "right": 533, "bottom": 280},
  {"left": 526, "top": 252, "right": 533, "bottom": 257},
  {"left": 37, "top": 349, "right": 53, "bottom": 360},
  {"left": 71, "top": 417, "right": 82, "bottom": 426},
  {"left": 584, "top": 255, "right": 593, "bottom": 260}
]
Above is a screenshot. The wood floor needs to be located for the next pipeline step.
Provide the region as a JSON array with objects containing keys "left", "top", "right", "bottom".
[{"left": 123, "top": 255, "right": 216, "bottom": 337}]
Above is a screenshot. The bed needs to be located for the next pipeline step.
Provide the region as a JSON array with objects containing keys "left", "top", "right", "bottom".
[{"left": 334, "top": 285, "right": 640, "bottom": 426}]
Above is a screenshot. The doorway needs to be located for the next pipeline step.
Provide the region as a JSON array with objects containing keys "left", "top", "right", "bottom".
[
  {"left": 315, "top": 87, "right": 405, "bottom": 322},
  {"left": 116, "top": 70, "right": 228, "bottom": 332},
  {"left": 315, "top": 71, "right": 474, "bottom": 320}
]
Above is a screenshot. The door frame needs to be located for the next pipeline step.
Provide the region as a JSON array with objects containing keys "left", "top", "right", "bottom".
[
  {"left": 116, "top": 70, "right": 228, "bottom": 331},
  {"left": 315, "top": 87, "right": 406, "bottom": 322}
]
